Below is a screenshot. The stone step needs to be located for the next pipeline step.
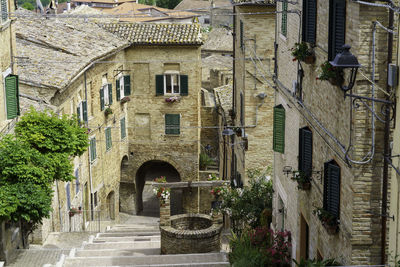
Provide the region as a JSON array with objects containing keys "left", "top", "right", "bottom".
[
  {"left": 63, "top": 252, "right": 229, "bottom": 267},
  {"left": 98, "top": 231, "right": 160, "bottom": 237},
  {"left": 75, "top": 248, "right": 161, "bottom": 257},
  {"left": 93, "top": 236, "right": 160, "bottom": 243},
  {"left": 108, "top": 226, "right": 159, "bottom": 232},
  {"left": 83, "top": 240, "right": 160, "bottom": 250}
]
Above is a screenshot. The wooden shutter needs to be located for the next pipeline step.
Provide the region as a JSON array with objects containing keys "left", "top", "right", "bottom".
[
  {"left": 180, "top": 75, "right": 188, "bottom": 96},
  {"left": 105, "top": 128, "right": 111, "bottom": 150},
  {"left": 281, "top": 1, "right": 288, "bottom": 36},
  {"left": 5, "top": 75, "right": 19, "bottom": 119},
  {"left": 1, "top": 0, "right": 8, "bottom": 22},
  {"left": 156, "top": 75, "right": 164, "bottom": 95},
  {"left": 124, "top": 75, "right": 131, "bottom": 96},
  {"left": 165, "top": 114, "right": 180, "bottom": 135},
  {"left": 108, "top": 84, "right": 113, "bottom": 105},
  {"left": 298, "top": 127, "right": 313, "bottom": 177},
  {"left": 82, "top": 101, "right": 88, "bottom": 122},
  {"left": 90, "top": 138, "right": 96, "bottom": 162},
  {"left": 302, "top": 0, "right": 317, "bottom": 43},
  {"left": 328, "top": 0, "right": 346, "bottom": 60},
  {"left": 75, "top": 168, "right": 80, "bottom": 194},
  {"left": 273, "top": 105, "right": 285, "bottom": 153},
  {"left": 240, "top": 20, "right": 244, "bottom": 49},
  {"left": 323, "top": 161, "right": 341, "bottom": 218},
  {"left": 66, "top": 183, "right": 71, "bottom": 209},
  {"left": 116, "top": 79, "right": 120, "bottom": 101},
  {"left": 77, "top": 106, "right": 81, "bottom": 122},
  {"left": 100, "top": 88, "right": 105, "bottom": 111},
  {"left": 120, "top": 117, "right": 126, "bottom": 139}
]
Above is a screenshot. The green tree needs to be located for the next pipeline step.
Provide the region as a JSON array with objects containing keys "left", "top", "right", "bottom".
[
  {"left": 155, "top": 0, "right": 182, "bottom": 9},
  {"left": 21, "top": 2, "right": 34, "bottom": 10},
  {"left": 0, "top": 108, "right": 88, "bottom": 246}
]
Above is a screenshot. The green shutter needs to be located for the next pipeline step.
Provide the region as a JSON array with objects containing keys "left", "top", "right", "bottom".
[
  {"left": 90, "top": 138, "right": 97, "bottom": 162},
  {"left": 180, "top": 75, "right": 188, "bottom": 96},
  {"left": 5, "top": 75, "right": 19, "bottom": 119},
  {"left": 100, "top": 88, "right": 105, "bottom": 111},
  {"left": 77, "top": 106, "right": 81, "bottom": 122},
  {"left": 105, "top": 127, "right": 112, "bottom": 151},
  {"left": 120, "top": 117, "right": 126, "bottom": 139},
  {"left": 116, "top": 79, "right": 121, "bottom": 101},
  {"left": 108, "top": 84, "right": 113, "bottom": 105},
  {"left": 240, "top": 20, "right": 244, "bottom": 49},
  {"left": 273, "top": 105, "right": 285, "bottom": 153},
  {"left": 165, "top": 114, "right": 180, "bottom": 135},
  {"left": 124, "top": 75, "right": 131, "bottom": 96},
  {"left": 281, "top": 1, "right": 288, "bottom": 37},
  {"left": 328, "top": 0, "right": 346, "bottom": 60},
  {"left": 156, "top": 75, "right": 164, "bottom": 96},
  {"left": 302, "top": 0, "right": 317, "bottom": 43},
  {"left": 82, "top": 101, "right": 88, "bottom": 122},
  {"left": 323, "top": 161, "right": 341, "bottom": 218},
  {"left": 298, "top": 127, "right": 313, "bottom": 177},
  {"left": 1, "top": 0, "right": 8, "bottom": 22}
]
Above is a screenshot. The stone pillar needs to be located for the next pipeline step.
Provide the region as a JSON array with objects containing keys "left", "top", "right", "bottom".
[{"left": 159, "top": 197, "right": 171, "bottom": 227}]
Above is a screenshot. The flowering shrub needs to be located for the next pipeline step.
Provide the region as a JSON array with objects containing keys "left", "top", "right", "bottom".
[
  {"left": 207, "top": 174, "right": 219, "bottom": 181},
  {"left": 291, "top": 42, "right": 313, "bottom": 62},
  {"left": 153, "top": 176, "right": 170, "bottom": 204},
  {"left": 211, "top": 186, "right": 224, "bottom": 197},
  {"left": 316, "top": 61, "right": 342, "bottom": 81}
]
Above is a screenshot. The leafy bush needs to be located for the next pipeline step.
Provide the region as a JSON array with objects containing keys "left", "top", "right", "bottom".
[
  {"left": 199, "top": 152, "right": 213, "bottom": 170},
  {"left": 293, "top": 258, "right": 341, "bottom": 267}
]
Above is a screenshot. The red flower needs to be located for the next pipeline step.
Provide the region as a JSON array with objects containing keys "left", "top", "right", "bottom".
[{"left": 292, "top": 58, "right": 297, "bottom": 61}]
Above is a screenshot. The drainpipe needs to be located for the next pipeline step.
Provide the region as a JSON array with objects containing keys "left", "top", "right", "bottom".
[
  {"left": 56, "top": 180, "right": 63, "bottom": 230},
  {"left": 381, "top": 8, "right": 394, "bottom": 265}
]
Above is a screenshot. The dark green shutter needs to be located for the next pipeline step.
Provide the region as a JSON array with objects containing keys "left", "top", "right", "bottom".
[
  {"left": 82, "top": 101, "right": 88, "bottom": 122},
  {"left": 105, "top": 128, "right": 112, "bottom": 150},
  {"left": 323, "top": 161, "right": 341, "bottom": 218},
  {"left": 180, "top": 75, "right": 188, "bottom": 96},
  {"left": 302, "top": 0, "right": 317, "bottom": 43},
  {"left": 100, "top": 88, "right": 105, "bottom": 111},
  {"left": 1, "top": 0, "right": 8, "bottom": 22},
  {"left": 77, "top": 106, "right": 81, "bottom": 122},
  {"left": 299, "top": 127, "right": 313, "bottom": 177},
  {"left": 328, "top": 0, "right": 346, "bottom": 60},
  {"left": 281, "top": 1, "right": 288, "bottom": 36},
  {"left": 273, "top": 105, "right": 285, "bottom": 153},
  {"left": 116, "top": 79, "right": 120, "bottom": 101},
  {"left": 156, "top": 75, "right": 164, "bottom": 96},
  {"left": 108, "top": 84, "right": 113, "bottom": 105},
  {"left": 120, "top": 117, "right": 126, "bottom": 139},
  {"left": 165, "top": 114, "right": 180, "bottom": 135},
  {"left": 5, "top": 75, "right": 19, "bottom": 119},
  {"left": 240, "top": 20, "right": 244, "bottom": 49},
  {"left": 90, "top": 138, "right": 97, "bottom": 162},
  {"left": 124, "top": 75, "right": 131, "bottom": 96}
]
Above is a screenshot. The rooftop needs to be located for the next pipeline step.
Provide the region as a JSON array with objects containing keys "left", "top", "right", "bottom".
[
  {"left": 214, "top": 83, "right": 233, "bottom": 122},
  {"left": 71, "top": 0, "right": 136, "bottom": 4},
  {"left": 15, "top": 8, "right": 129, "bottom": 92},
  {"left": 100, "top": 22, "right": 203, "bottom": 45},
  {"left": 202, "top": 27, "right": 232, "bottom": 52},
  {"left": 174, "top": 0, "right": 232, "bottom": 12},
  {"left": 101, "top": 2, "right": 198, "bottom": 23},
  {"left": 231, "top": 0, "right": 275, "bottom": 5}
]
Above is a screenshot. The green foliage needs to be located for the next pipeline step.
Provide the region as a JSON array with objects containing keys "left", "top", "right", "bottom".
[
  {"left": 218, "top": 167, "right": 273, "bottom": 234},
  {"left": 199, "top": 152, "right": 213, "bottom": 170},
  {"left": 0, "top": 108, "right": 88, "bottom": 233},
  {"left": 291, "top": 42, "right": 313, "bottom": 61},
  {"left": 21, "top": 2, "right": 34, "bottom": 10},
  {"left": 293, "top": 258, "right": 341, "bottom": 267},
  {"left": 155, "top": 0, "right": 182, "bottom": 9}
]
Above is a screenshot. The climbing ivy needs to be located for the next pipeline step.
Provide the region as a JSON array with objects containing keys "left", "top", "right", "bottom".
[{"left": 0, "top": 108, "right": 88, "bottom": 241}]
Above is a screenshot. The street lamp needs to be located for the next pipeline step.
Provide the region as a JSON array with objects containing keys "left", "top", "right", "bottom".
[{"left": 329, "top": 44, "right": 361, "bottom": 92}]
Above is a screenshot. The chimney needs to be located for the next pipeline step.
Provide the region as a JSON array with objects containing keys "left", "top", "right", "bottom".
[{"left": 67, "top": 1, "right": 71, "bottom": 11}]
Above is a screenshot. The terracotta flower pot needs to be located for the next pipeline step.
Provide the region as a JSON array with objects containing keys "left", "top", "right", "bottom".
[
  {"left": 323, "top": 222, "right": 338, "bottom": 235},
  {"left": 328, "top": 75, "right": 344, "bottom": 86},
  {"left": 298, "top": 181, "right": 311, "bottom": 190},
  {"left": 303, "top": 55, "right": 315, "bottom": 64}
]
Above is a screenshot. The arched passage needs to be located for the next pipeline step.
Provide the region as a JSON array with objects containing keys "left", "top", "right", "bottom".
[
  {"left": 106, "top": 191, "right": 115, "bottom": 220},
  {"left": 119, "top": 156, "right": 136, "bottom": 214},
  {"left": 136, "top": 160, "right": 182, "bottom": 217}
]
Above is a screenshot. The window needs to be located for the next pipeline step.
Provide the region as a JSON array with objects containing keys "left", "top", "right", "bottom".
[
  {"left": 90, "top": 137, "right": 97, "bottom": 162},
  {"left": 75, "top": 168, "right": 80, "bottom": 194},
  {"left": 120, "top": 117, "right": 126, "bottom": 139},
  {"left": 165, "top": 114, "right": 180, "bottom": 135},
  {"left": 105, "top": 127, "right": 112, "bottom": 151},
  {"left": 323, "top": 160, "right": 341, "bottom": 219},
  {"left": 298, "top": 127, "right": 313, "bottom": 177},
  {"left": 100, "top": 84, "right": 112, "bottom": 111},
  {"left": 77, "top": 100, "right": 88, "bottom": 123},
  {"left": 156, "top": 74, "right": 188, "bottom": 96},
  {"left": 240, "top": 20, "right": 244, "bottom": 49},
  {"left": 302, "top": 0, "right": 317, "bottom": 43},
  {"left": 1, "top": 0, "right": 8, "bottom": 23},
  {"left": 4, "top": 74, "right": 19, "bottom": 119},
  {"left": 273, "top": 105, "right": 285, "bottom": 153},
  {"left": 328, "top": 0, "right": 346, "bottom": 60},
  {"left": 116, "top": 75, "right": 131, "bottom": 101},
  {"left": 281, "top": 1, "right": 288, "bottom": 37}
]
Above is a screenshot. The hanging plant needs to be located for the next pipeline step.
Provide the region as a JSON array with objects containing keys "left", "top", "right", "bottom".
[
  {"left": 313, "top": 207, "right": 339, "bottom": 234},
  {"left": 120, "top": 96, "right": 131, "bottom": 104},
  {"left": 104, "top": 107, "right": 113, "bottom": 116},
  {"left": 291, "top": 171, "right": 311, "bottom": 190},
  {"left": 165, "top": 96, "right": 181, "bottom": 103},
  {"left": 291, "top": 42, "right": 315, "bottom": 64},
  {"left": 316, "top": 61, "right": 344, "bottom": 86}
]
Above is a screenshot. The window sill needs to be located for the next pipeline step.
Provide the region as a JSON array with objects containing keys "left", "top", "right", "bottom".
[
  {"left": 0, "top": 20, "right": 11, "bottom": 32},
  {"left": 164, "top": 134, "right": 180, "bottom": 137},
  {"left": 279, "top": 33, "right": 287, "bottom": 42}
]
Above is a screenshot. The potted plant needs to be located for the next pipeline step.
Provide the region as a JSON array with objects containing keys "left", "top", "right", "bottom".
[
  {"left": 69, "top": 207, "right": 82, "bottom": 217},
  {"left": 291, "top": 42, "right": 315, "bottom": 64},
  {"left": 313, "top": 207, "right": 339, "bottom": 234},
  {"left": 104, "top": 106, "right": 113, "bottom": 116},
  {"left": 153, "top": 176, "right": 170, "bottom": 206},
  {"left": 291, "top": 171, "right": 311, "bottom": 190},
  {"left": 165, "top": 96, "right": 181, "bottom": 103},
  {"left": 316, "top": 61, "right": 344, "bottom": 86},
  {"left": 120, "top": 96, "right": 130, "bottom": 104},
  {"left": 199, "top": 152, "right": 213, "bottom": 170}
]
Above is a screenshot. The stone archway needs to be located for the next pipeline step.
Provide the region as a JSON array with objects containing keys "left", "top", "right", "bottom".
[
  {"left": 106, "top": 191, "right": 115, "bottom": 220},
  {"left": 119, "top": 155, "right": 136, "bottom": 214},
  {"left": 136, "top": 160, "right": 182, "bottom": 217}
]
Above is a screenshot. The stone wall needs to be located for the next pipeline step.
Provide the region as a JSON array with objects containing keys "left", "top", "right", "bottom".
[
  {"left": 0, "top": 221, "right": 24, "bottom": 264},
  {"left": 200, "top": 107, "right": 219, "bottom": 158},
  {"left": 274, "top": 0, "right": 388, "bottom": 264}
]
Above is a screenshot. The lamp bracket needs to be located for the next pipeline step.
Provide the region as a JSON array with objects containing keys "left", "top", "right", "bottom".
[{"left": 345, "top": 93, "right": 392, "bottom": 104}]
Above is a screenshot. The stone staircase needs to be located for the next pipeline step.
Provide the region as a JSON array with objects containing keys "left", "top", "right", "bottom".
[{"left": 52, "top": 219, "right": 229, "bottom": 267}]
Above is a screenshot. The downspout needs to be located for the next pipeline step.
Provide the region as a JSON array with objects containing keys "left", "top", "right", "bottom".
[
  {"left": 56, "top": 180, "right": 63, "bottom": 230},
  {"left": 381, "top": 8, "right": 394, "bottom": 265},
  {"left": 232, "top": 5, "right": 236, "bottom": 184}
]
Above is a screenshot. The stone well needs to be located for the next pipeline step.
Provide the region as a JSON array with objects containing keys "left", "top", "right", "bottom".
[{"left": 160, "top": 213, "right": 222, "bottom": 254}]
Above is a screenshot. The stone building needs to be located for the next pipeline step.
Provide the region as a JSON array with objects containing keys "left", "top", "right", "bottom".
[
  {"left": 230, "top": 0, "right": 276, "bottom": 185},
  {"left": 273, "top": 0, "right": 389, "bottom": 264}
]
